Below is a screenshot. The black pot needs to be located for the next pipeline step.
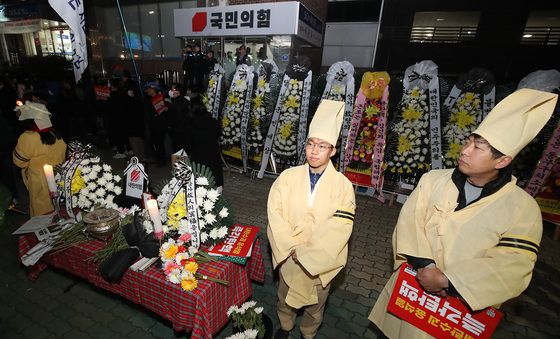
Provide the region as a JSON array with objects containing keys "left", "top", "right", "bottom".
[{"left": 232, "top": 313, "right": 273, "bottom": 339}]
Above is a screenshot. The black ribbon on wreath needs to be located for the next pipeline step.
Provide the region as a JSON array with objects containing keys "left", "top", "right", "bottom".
[
  {"left": 407, "top": 71, "right": 432, "bottom": 83},
  {"left": 99, "top": 213, "right": 160, "bottom": 283}
]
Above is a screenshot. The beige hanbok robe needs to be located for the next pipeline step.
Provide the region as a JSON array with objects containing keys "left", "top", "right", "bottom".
[
  {"left": 13, "top": 131, "right": 66, "bottom": 216},
  {"left": 369, "top": 169, "right": 542, "bottom": 338},
  {"left": 267, "top": 161, "right": 355, "bottom": 308}
]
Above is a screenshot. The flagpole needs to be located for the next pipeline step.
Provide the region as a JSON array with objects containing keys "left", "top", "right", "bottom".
[{"left": 115, "top": 0, "right": 142, "bottom": 94}]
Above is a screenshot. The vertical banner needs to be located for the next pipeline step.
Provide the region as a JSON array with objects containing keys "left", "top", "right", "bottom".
[{"left": 48, "top": 0, "right": 88, "bottom": 82}]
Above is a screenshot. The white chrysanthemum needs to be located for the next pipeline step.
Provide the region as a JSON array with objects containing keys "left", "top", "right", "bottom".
[
  {"left": 81, "top": 165, "right": 91, "bottom": 174},
  {"left": 96, "top": 188, "right": 106, "bottom": 197},
  {"left": 206, "top": 189, "right": 219, "bottom": 202},
  {"left": 174, "top": 252, "right": 191, "bottom": 266},
  {"left": 114, "top": 186, "right": 122, "bottom": 195},
  {"left": 103, "top": 172, "right": 113, "bottom": 181},
  {"left": 87, "top": 182, "right": 96, "bottom": 191},
  {"left": 200, "top": 232, "right": 209, "bottom": 243},
  {"left": 72, "top": 196, "right": 78, "bottom": 205},
  {"left": 254, "top": 307, "right": 263, "bottom": 314},
  {"left": 227, "top": 305, "right": 239, "bottom": 317},
  {"left": 217, "top": 226, "right": 228, "bottom": 238},
  {"left": 209, "top": 228, "right": 218, "bottom": 239},
  {"left": 219, "top": 207, "right": 229, "bottom": 218},
  {"left": 204, "top": 213, "right": 216, "bottom": 225},
  {"left": 196, "top": 177, "right": 209, "bottom": 186},
  {"left": 97, "top": 177, "right": 107, "bottom": 186},
  {"left": 196, "top": 196, "right": 204, "bottom": 206},
  {"left": 106, "top": 194, "right": 115, "bottom": 202},
  {"left": 195, "top": 186, "right": 207, "bottom": 198},
  {"left": 92, "top": 164, "right": 102, "bottom": 173},
  {"left": 114, "top": 175, "right": 121, "bottom": 183},
  {"left": 102, "top": 164, "right": 111, "bottom": 171},
  {"left": 81, "top": 159, "right": 91, "bottom": 166},
  {"left": 178, "top": 219, "right": 190, "bottom": 234},
  {"left": 105, "top": 182, "right": 115, "bottom": 191},
  {"left": 203, "top": 200, "right": 215, "bottom": 212},
  {"left": 198, "top": 219, "right": 206, "bottom": 230}
]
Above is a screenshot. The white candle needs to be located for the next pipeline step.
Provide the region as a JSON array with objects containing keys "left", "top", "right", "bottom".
[
  {"left": 146, "top": 199, "right": 164, "bottom": 238},
  {"left": 43, "top": 164, "right": 57, "bottom": 193}
]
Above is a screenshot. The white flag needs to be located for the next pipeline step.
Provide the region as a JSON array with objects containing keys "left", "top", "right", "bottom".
[{"left": 48, "top": 0, "right": 88, "bottom": 82}]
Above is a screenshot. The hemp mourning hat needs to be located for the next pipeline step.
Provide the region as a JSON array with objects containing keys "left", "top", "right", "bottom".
[
  {"left": 473, "top": 88, "right": 558, "bottom": 157},
  {"left": 15, "top": 101, "right": 52, "bottom": 130},
  {"left": 307, "top": 99, "right": 345, "bottom": 146}
]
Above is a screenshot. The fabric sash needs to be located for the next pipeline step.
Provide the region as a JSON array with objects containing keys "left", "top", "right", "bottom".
[
  {"left": 297, "top": 71, "right": 313, "bottom": 165},
  {"left": 371, "top": 86, "right": 389, "bottom": 202},
  {"left": 207, "top": 64, "right": 225, "bottom": 120},
  {"left": 525, "top": 120, "right": 560, "bottom": 197},
  {"left": 233, "top": 65, "right": 255, "bottom": 172}
]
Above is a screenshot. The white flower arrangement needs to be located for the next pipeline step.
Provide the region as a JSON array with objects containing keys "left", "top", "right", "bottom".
[
  {"left": 272, "top": 79, "right": 303, "bottom": 157},
  {"left": 226, "top": 329, "right": 259, "bottom": 339},
  {"left": 247, "top": 77, "right": 271, "bottom": 154},
  {"left": 60, "top": 156, "right": 122, "bottom": 212},
  {"left": 442, "top": 91, "right": 482, "bottom": 167},
  {"left": 221, "top": 78, "right": 248, "bottom": 148},
  {"left": 156, "top": 166, "right": 231, "bottom": 245},
  {"left": 385, "top": 86, "right": 430, "bottom": 176},
  {"left": 226, "top": 300, "right": 265, "bottom": 339}
]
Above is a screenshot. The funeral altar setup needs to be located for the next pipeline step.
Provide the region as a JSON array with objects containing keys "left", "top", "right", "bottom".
[{"left": 14, "top": 141, "right": 266, "bottom": 339}]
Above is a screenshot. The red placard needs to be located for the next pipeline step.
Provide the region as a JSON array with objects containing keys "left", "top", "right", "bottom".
[
  {"left": 94, "top": 85, "right": 110, "bottom": 101},
  {"left": 387, "top": 264, "right": 502, "bottom": 339},
  {"left": 207, "top": 225, "right": 259, "bottom": 257},
  {"left": 151, "top": 93, "right": 168, "bottom": 115}
]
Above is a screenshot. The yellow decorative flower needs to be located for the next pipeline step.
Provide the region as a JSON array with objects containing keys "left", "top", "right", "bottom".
[
  {"left": 361, "top": 72, "right": 390, "bottom": 99},
  {"left": 446, "top": 142, "right": 462, "bottom": 161},
  {"left": 251, "top": 117, "right": 260, "bottom": 127},
  {"left": 402, "top": 106, "right": 422, "bottom": 121},
  {"left": 364, "top": 105, "right": 380, "bottom": 119},
  {"left": 167, "top": 191, "right": 187, "bottom": 229},
  {"left": 410, "top": 87, "right": 422, "bottom": 98},
  {"left": 253, "top": 95, "right": 263, "bottom": 108},
  {"left": 163, "top": 245, "right": 179, "bottom": 261},
  {"left": 184, "top": 261, "right": 199, "bottom": 274},
  {"left": 71, "top": 168, "right": 86, "bottom": 195},
  {"left": 227, "top": 94, "right": 239, "bottom": 106},
  {"left": 279, "top": 122, "right": 293, "bottom": 140},
  {"left": 332, "top": 83, "right": 345, "bottom": 94},
  {"left": 181, "top": 278, "right": 198, "bottom": 291},
  {"left": 284, "top": 95, "right": 300, "bottom": 109},
  {"left": 221, "top": 116, "right": 231, "bottom": 129},
  {"left": 289, "top": 79, "right": 299, "bottom": 86},
  {"left": 208, "top": 79, "right": 215, "bottom": 88},
  {"left": 258, "top": 78, "right": 266, "bottom": 88},
  {"left": 451, "top": 109, "right": 475, "bottom": 129},
  {"left": 397, "top": 135, "right": 413, "bottom": 154}
]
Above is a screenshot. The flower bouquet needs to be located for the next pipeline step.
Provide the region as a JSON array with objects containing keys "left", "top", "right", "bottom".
[
  {"left": 160, "top": 233, "right": 228, "bottom": 291},
  {"left": 226, "top": 300, "right": 266, "bottom": 339},
  {"left": 343, "top": 72, "right": 390, "bottom": 191}
]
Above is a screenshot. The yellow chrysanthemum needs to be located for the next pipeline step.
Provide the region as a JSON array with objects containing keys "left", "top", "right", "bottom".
[
  {"left": 279, "top": 122, "right": 293, "bottom": 140},
  {"left": 258, "top": 78, "right": 266, "bottom": 88},
  {"left": 397, "top": 135, "right": 413, "bottom": 154},
  {"left": 451, "top": 110, "right": 475, "bottom": 129},
  {"left": 446, "top": 142, "right": 462, "bottom": 161},
  {"left": 235, "top": 79, "right": 245, "bottom": 87},
  {"left": 402, "top": 106, "right": 422, "bottom": 121},
  {"left": 284, "top": 95, "right": 300, "bottom": 109},
  {"left": 221, "top": 116, "right": 231, "bottom": 129},
  {"left": 71, "top": 168, "right": 86, "bottom": 195},
  {"left": 251, "top": 117, "right": 261, "bottom": 127},
  {"left": 163, "top": 245, "right": 179, "bottom": 261},
  {"left": 253, "top": 95, "right": 263, "bottom": 108},
  {"left": 332, "top": 83, "right": 345, "bottom": 94},
  {"left": 289, "top": 79, "right": 299, "bottom": 86},
  {"left": 208, "top": 79, "right": 215, "bottom": 88},
  {"left": 184, "top": 261, "right": 199, "bottom": 274},
  {"left": 410, "top": 87, "right": 422, "bottom": 98},
  {"left": 181, "top": 278, "right": 198, "bottom": 291},
  {"left": 167, "top": 191, "right": 187, "bottom": 229},
  {"left": 227, "top": 94, "right": 240, "bottom": 106}
]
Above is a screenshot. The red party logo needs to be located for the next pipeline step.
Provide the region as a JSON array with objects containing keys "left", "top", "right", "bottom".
[
  {"left": 131, "top": 169, "right": 140, "bottom": 182},
  {"left": 192, "top": 12, "right": 207, "bottom": 32}
]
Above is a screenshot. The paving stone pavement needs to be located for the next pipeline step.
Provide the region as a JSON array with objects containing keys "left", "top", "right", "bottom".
[{"left": 1, "top": 158, "right": 559, "bottom": 338}]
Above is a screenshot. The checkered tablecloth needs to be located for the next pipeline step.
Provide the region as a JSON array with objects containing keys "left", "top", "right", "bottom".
[{"left": 18, "top": 227, "right": 266, "bottom": 339}]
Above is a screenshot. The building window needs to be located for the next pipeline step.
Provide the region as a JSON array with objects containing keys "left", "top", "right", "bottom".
[
  {"left": 410, "top": 11, "right": 479, "bottom": 43},
  {"left": 522, "top": 11, "right": 559, "bottom": 45}
]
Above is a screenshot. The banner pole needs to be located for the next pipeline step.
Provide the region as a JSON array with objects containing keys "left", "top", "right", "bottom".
[{"left": 115, "top": 0, "right": 143, "bottom": 94}]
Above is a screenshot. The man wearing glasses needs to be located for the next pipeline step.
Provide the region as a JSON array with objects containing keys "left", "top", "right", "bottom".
[{"left": 267, "top": 100, "right": 356, "bottom": 339}]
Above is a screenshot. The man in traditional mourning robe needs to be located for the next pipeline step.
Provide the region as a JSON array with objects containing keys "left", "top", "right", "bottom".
[
  {"left": 369, "top": 88, "right": 558, "bottom": 338},
  {"left": 267, "top": 100, "right": 356, "bottom": 339}
]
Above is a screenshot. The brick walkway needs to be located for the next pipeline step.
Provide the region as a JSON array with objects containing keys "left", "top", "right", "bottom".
[{"left": 1, "top": 159, "right": 559, "bottom": 338}]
